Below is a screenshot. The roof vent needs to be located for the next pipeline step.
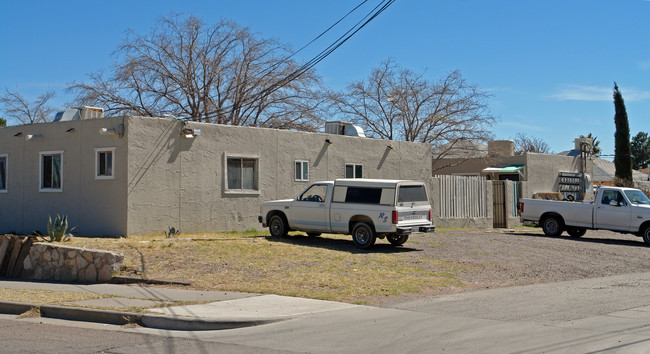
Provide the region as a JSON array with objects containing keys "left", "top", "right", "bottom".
[
  {"left": 54, "top": 106, "right": 104, "bottom": 122},
  {"left": 324, "top": 121, "right": 366, "bottom": 138}
]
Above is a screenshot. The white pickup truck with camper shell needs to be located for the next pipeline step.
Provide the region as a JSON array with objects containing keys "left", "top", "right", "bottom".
[
  {"left": 259, "top": 179, "right": 436, "bottom": 249},
  {"left": 519, "top": 186, "right": 650, "bottom": 244}
]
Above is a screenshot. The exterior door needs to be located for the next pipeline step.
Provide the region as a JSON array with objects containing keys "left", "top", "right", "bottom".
[
  {"left": 492, "top": 181, "right": 506, "bottom": 228},
  {"left": 290, "top": 184, "right": 330, "bottom": 232},
  {"left": 594, "top": 190, "right": 631, "bottom": 231}
]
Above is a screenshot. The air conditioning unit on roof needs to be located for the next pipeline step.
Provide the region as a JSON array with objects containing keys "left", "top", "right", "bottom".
[
  {"left": 54, "top": 106, "right": 104, "bottom": 122},
  {"left": 324, "top": 121, "right": 366, "bottom": 137}
]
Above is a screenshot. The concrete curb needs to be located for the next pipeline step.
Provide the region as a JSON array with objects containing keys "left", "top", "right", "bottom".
[
  {"left": 0, "top": 300, "right": 285, "bottom": 330},
  {"left": 141, "top": 313, "right": 287, "bottom": 331},
  {"left": 0, "top": 300, "right": 140, "bottom": 325}
]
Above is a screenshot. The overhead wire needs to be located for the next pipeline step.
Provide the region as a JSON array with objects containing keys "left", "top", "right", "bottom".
[
  {"left": 183, "top": 0, "right": 396, "bottom": 122},
  {"left": 255, "top": 0, "right": 395, "bottom": 100},
  {"left": 259, "top": 0, "right": 370, "bottom": 78}
]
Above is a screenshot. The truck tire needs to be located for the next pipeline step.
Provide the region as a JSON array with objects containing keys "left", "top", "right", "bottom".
[
  {"left": 269, "top": 215, "right": 289, "bottom": 238},
  {"left": 541, "top": 215, "right": 564, "bottom": 237},
  {"left": 352, "top": 222, "right": 377, "bottom": 249},
  {"left": 567, "top": 227, "right": 586, "bottom": 238},
  {"left": 642, "top": 225, "right": 650, "bottom": 246},
  {"left": 387, "top": 234, "right": 409, "bottom": 246}
]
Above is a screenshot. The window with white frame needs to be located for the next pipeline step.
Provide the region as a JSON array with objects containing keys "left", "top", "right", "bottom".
[
  {"left": 95, "top": 147, "right": 115, "bottom": 179},
  {"left": 295, "top": 160, "right": 309, "bottom": 181},
  {"left": 0, "top": 154, "right": 7, "bottom": 192},
  {"left": 225, "top": 155, "right": 259, "bottom": 192},
  {"left": 40, "top": 151, "right": 63, "bottom": 192},
  {"left": 345, "top": 163, "right": 363, "bottom": 178}
]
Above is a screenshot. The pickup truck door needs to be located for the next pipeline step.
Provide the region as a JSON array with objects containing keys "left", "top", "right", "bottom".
[
  {"left": 290, "top": 184, "right": 331, "bottom": 232},
  {"left": 594, "top": 190, "right": 632, "bottom": 231}
]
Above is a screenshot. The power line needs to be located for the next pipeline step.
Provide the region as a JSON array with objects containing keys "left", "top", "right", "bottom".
[
  {"left": 261, "top": 0, "right": 370, "bottom": 76},
  {"left": 187, "top": 0, "right": 396, "bottom": 123},
  {"left": 257, "top": 0, "right": 395, "bottom": 99}
]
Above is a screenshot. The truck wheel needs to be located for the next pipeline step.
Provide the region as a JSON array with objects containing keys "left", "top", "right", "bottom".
[
  {"left": 387, "top": 234, "right": 409, "bottom": 246},
  {"left": 541, "top": 216, "right": 563, "bottom": 237},
  {"left": 567, "top": 227, "right": 586, "bottom": 238},
  {"left": 306, "top": 232, "right": 321, "bottom": 238},
  {"left": 642, "top": 225, "right": 650, "bottom": 245},
  {"left": 352, "top": 222, "right": 376, "bottom": 249},
  {"left": 269, "top": 215, "right": 289, "bottom": 238}
]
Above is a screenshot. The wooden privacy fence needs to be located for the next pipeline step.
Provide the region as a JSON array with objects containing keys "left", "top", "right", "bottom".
[
  {"left": 0, "top": 235, "right": 37, "bottom": 278},
  {"left": 436, "top": 175, "right": 489, "bottom": 219}
]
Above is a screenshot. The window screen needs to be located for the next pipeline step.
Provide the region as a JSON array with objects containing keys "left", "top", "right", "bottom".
[
  {"left": 41, "top": 153, "right": 62, "bottom": 190},
  {"left": 345, "top": 164, "right": 362, "bottom": 178},
  {"left": 97, "top": 150, "right": 113, "bottom": 177},
  {"left": 227, "top": 157, "right": 258, "bottom": 190},
  {"left": 295, "top": 161, "right": 308, "bottom": 181},
  {"left": 0, "top": 156, "right": 6, "bottom": 190}
]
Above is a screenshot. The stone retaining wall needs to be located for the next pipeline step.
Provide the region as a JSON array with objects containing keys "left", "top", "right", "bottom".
[{"left": 21, "top": 243, "right": 124, "bottom": 283}]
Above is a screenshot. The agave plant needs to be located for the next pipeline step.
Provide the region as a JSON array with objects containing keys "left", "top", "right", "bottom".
[
  {"left": 47, "top": 215, "right": 75, "bottom": 242},
  {"left": 165, "top": 226, "right": 180, "bottom": 238}
]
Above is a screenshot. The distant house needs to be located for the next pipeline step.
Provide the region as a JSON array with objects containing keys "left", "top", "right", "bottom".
[
  {"left": 0, "top": 115, "right": 432, "bottom": 236},
  {"left": 434, "top": 138, "right": 594, "bottom": 201}
]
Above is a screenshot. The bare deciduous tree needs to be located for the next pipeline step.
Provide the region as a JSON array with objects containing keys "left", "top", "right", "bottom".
[
  {"left": 513, "top": 132, "right": 551, "bottom": 155},
  {"left": 0, "top": 89, "right": 56, "bottom": 124},
  {"left": 68, "top": 15, "right": 324, "bottom": 131},
  {"left": 328, "top": 60, "right": 495, "bottom": 165}
]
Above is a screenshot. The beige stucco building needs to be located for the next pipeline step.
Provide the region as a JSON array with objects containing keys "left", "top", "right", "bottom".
[
  {"left": 433, "top": 139, "right": 594, "bottom": 201},
  {"left": 0, "top": 116, "right": 432, "bottom": 236}
]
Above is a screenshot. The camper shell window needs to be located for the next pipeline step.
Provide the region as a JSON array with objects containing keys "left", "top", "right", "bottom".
[{"left": 397, "top": 185, "right": 428, "bottom": 203}]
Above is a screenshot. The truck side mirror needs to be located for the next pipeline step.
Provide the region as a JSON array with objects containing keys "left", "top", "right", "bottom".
[{"left": 609, "top": 200, "right": 620, "bottom": 207}]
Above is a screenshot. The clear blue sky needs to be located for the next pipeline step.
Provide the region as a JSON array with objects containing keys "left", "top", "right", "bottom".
[{"left": 2, "top": 0, "right": 649, "bottom": 157}]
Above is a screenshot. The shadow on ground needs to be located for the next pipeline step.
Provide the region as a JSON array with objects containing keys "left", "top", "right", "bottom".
[
  {"left": 504, "top": 231, "right": 648, "bottom": 248},
  {"left": 265, "top": 233, "right": 421, "bottom": 254}
]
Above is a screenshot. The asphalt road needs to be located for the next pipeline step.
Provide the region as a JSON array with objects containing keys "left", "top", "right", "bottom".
[
  {"left": 5, "top": 271, "right": 650, "bottom": 353},
  {"left": 0, "top": 316, "right": 289, "bottom": 354}
]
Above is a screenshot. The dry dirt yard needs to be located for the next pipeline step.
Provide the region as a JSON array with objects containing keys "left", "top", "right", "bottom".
[{"left": 58, "top": 227, "right": 650, "bottom": 306}]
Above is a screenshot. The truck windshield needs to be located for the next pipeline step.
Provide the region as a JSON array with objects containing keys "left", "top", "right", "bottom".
[
  {"left": 624, "top": 190, "right": 650, "bottom": 205},
  {"left": 398, "top": 185, "right": 428, "bottom": 203}
]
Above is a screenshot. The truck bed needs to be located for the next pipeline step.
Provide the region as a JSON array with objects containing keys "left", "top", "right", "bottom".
[{"left": 520, "top": 199, "right": 595, "bottom": 228}]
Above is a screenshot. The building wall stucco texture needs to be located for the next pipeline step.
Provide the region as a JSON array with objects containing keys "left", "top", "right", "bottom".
[
  {"left": 522, "top": 152, "right": 593, "bottom": 200},
  {"left": 0, "top": 117, "right": 128, "bottom": 236},
  {"left": 125, "top": 117, "right": 433, "bottom": 235}
]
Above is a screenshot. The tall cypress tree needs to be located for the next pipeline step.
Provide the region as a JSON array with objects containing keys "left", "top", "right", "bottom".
[{"left": 613, "top": 82, "right": 633, "bottom": 184}]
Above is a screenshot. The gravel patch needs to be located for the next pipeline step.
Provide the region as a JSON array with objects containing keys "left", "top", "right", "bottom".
[{"left": 408, "top": 227, "right": 650, "bottom": 296}]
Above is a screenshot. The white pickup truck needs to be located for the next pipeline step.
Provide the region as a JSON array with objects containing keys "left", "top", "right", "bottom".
[
  {"left": 520, "top": 186, "right": 650, "bottom": 244},
  {"left": 259, "top": 179, "right": 436, "bottom": 249}
]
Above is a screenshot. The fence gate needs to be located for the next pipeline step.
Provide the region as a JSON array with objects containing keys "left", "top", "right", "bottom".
[{"left": 492, "top": 181, "right": 506, "bottom": 228}]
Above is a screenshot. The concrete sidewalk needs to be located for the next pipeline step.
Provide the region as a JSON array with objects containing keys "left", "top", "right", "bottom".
[{"left": 0, "top": 279, "right": 358, "bottom": 330}]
